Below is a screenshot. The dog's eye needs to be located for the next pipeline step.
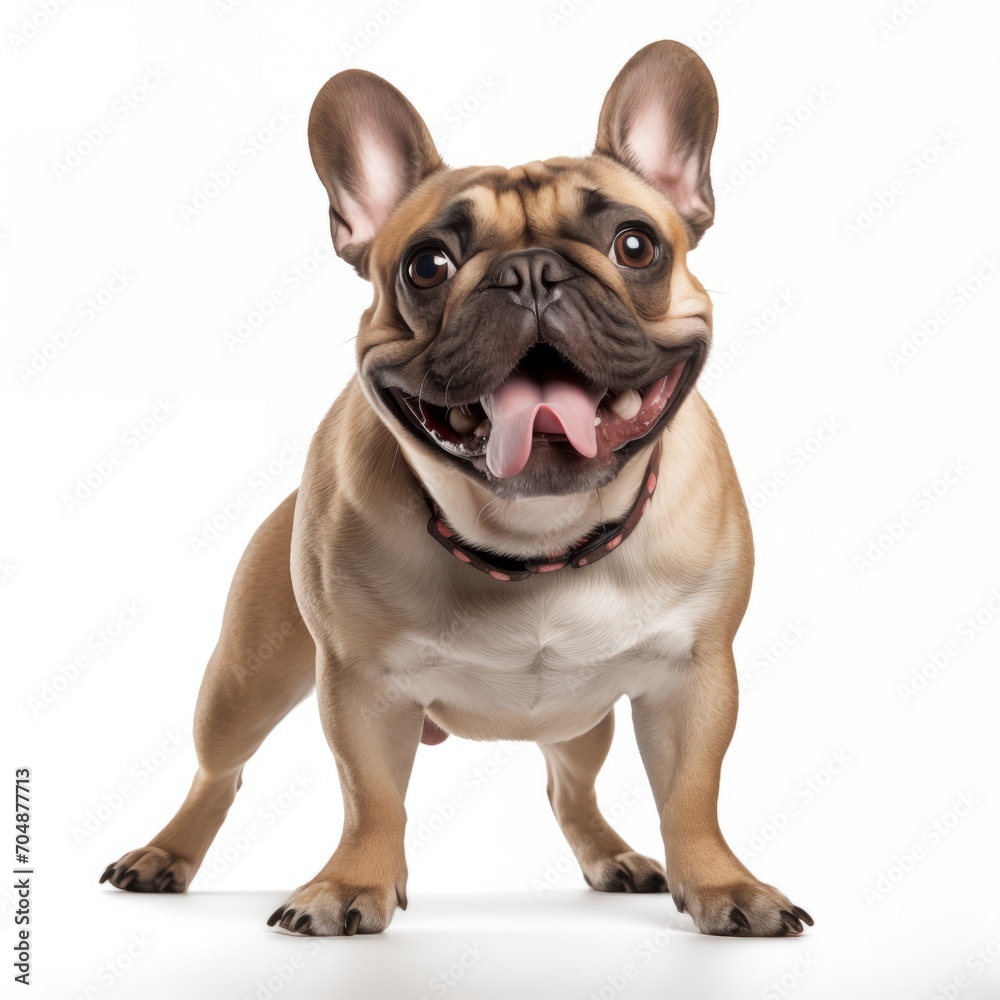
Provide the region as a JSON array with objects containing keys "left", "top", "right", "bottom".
[
  {"left": 610, "top": 229, "right": 657, "bottom": 269},
  {"left": 405, "top": 245, "right": 456, "bottom": 289}
]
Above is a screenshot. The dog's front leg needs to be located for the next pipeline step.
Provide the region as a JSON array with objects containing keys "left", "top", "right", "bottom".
[
  {"left": 268, "top": 652, "right": 423, "bottom": 936},
  {"left": 631, "top": 640, "right": 813, "bottom": 937}
]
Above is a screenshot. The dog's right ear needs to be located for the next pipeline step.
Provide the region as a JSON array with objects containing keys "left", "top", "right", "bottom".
[{"left": 308, "top": 70, "right": 444, "bottom": 276}]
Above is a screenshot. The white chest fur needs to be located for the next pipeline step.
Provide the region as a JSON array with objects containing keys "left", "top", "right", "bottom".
[{"left": 376, "top": 558, "right": 718, "bottom": 742}]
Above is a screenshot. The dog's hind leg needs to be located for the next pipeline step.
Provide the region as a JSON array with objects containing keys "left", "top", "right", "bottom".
[
  {"left": 540, "top": 710, "right": 668, "bottom": 893},
  {"left": 100, "top": 490, "right": 316, "bottom": 893}
]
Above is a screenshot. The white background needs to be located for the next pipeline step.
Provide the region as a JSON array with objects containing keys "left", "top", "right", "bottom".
[{"left": 4, "top": 0, "right": 1000, "bottom": 997}]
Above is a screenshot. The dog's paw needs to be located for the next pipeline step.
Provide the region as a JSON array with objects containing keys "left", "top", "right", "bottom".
[
  {"left": 99, "top": 846, "right": 191, "bottom": 893},
  {"left": 583, "top": 851, "right": 669, "bottom": 894},
  {"left": 672, "top": 879, "right": 813, "bottom": 937},
  {"left": 267, "top": 878, "right": 403, "bottom": 936}
]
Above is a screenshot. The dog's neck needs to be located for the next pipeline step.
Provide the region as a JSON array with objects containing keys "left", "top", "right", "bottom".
[{"left": 398, "top": 437, "right": 658, "bottom": 562}]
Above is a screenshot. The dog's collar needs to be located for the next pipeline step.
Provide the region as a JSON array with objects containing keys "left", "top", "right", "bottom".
[{"left": 419, "top": 442, "right": 661, "bottom": 582}]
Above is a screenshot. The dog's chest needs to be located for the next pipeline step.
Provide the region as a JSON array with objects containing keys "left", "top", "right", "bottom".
[{"left": 380, "top": 569, "right": 705, "bottom": 737}]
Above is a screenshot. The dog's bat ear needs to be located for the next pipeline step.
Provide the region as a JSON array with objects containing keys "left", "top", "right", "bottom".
[
  {"left": 308, "top": 69, "right": 444, "bottom": 275},
  {"left": 595, "top": 41, "right": 719, "bottom": 249}
]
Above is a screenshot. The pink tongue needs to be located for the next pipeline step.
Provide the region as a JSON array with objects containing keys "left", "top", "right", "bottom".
[{"left": 481, "top": 368, "right": 607, "bottom": 478}]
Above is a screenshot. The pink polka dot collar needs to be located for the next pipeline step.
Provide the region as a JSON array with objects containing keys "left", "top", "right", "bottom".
[{"left": 420, "top": 441, "right": 662, "bottom": 582}]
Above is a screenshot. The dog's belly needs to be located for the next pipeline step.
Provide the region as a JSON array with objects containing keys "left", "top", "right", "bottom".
[{"left": 377, "top": 581, "right": 702, "bottom": 743}]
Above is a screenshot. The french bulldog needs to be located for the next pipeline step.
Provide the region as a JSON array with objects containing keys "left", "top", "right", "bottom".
[{"left": 100, "top": 40, "right": 812, "bottom": 938}]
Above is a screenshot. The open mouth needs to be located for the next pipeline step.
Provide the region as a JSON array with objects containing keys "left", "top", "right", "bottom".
[{"left": 385, "top": 343, "right": 691, "bottom": 480}]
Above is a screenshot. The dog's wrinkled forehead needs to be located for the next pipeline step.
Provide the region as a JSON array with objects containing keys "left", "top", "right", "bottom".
[{"left": 369, "top": 157, "right": 691, "bottom": 284}]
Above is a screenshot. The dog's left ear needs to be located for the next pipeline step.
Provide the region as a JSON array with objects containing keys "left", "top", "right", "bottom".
[{"left": 595, "top": 41, "right": 719, "bottom": 248}]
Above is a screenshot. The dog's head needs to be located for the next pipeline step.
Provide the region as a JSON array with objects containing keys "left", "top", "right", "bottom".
[{"left": 308, "top": 41, "right": 717, "bottom": 499}]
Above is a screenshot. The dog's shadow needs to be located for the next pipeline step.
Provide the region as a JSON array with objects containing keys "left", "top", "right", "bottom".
[
  {"left": 106, "top": 885, "right": 694, "bottom": 935},
  {"left": 98, "top": 888, "right": 807, "bottom": 999},
  {"left": 102, "top": 885, "right": 820, "bottom": 948}
]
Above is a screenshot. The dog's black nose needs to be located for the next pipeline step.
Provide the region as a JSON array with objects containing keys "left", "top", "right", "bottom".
[{"left": 488, "top": 249, "right": 575, "bottom": 312}]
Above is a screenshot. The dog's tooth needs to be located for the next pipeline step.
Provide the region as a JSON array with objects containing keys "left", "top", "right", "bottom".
[
  {"left": 594, "top": 417, "right": 601, "bottom": 426},
  {"left": 473, "top": 418, "right": 491, "bottom": 438},
  {"left": 448, "top": 407, "right": 480, "bottom": 434},
  {"left": 609, "top": 389, "right": 642, "bottom": 420}
]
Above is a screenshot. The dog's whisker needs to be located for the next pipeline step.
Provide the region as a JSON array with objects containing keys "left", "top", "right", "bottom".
[
  {"left": 453, "top": 355, "right": 477, "bottom": 388},
  {"left": 417, "top": 369, "right": 430, "bottom": 406},
  {"left": 476, "top": 497, "right": 502, "bottom": 528}
]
